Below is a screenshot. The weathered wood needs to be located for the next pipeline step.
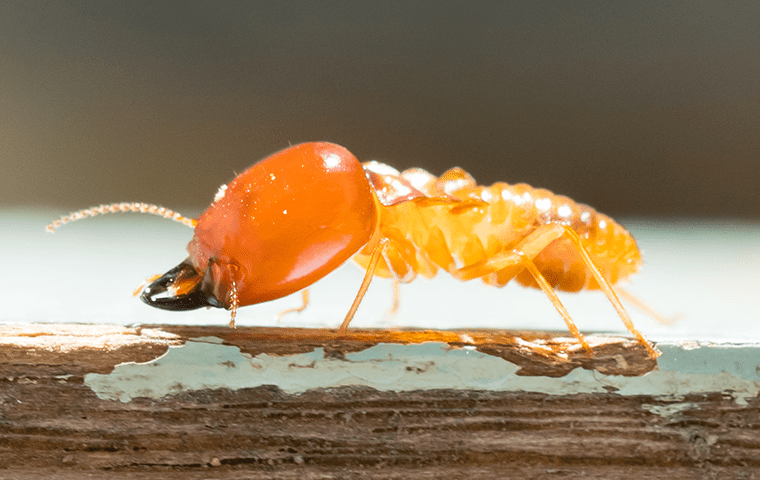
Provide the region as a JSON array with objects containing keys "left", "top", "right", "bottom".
[
  {"left": 0, "top": 324, "right": 757, "bottom": 478},
  {"left": 1, "top": 381, "right": 759, "bottom": 477},
  {"left": 0, "top": 323, "right": 658, "bottom": 378}
]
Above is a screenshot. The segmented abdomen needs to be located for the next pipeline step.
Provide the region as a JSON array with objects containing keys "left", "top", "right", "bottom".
[{"left": 354, "top": 163, "right": 642, "bottom": 292}]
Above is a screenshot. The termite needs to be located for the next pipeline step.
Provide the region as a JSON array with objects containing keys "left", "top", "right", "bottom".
[{"left": 47, "top": 142, "right": 660, "bottom": 358}]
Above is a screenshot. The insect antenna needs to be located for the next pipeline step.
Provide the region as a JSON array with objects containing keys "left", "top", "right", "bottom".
[{"left": 45, "top": 202, "right": 197, "bottom": 232}]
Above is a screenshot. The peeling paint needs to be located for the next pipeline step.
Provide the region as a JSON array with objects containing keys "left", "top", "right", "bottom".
[{"left": 85, "top": 340, "right": 760, "bottom": 405}]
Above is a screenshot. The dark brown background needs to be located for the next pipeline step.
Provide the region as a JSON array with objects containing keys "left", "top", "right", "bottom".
[{"left": 3, "top": 1, "right": 758, "bottom": 217}]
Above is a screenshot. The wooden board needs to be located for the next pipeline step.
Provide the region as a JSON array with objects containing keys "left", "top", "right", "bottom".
[{"left": 1, "top": 324, "right": 758, "bottom": 478}]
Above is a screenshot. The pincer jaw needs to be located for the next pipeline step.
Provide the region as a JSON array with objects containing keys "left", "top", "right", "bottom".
[{"left": 139, "top": 259, "right": 222, "bottom": 311}]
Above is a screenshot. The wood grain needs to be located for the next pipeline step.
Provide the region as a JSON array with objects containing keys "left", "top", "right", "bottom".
[{"left": 0, "top": 324, "right": 757, "bottom": 478}]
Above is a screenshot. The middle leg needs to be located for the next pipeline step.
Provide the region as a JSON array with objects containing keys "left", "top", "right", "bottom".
[{"left": 456, "top": 224, "right": 593, "bottom": 353}]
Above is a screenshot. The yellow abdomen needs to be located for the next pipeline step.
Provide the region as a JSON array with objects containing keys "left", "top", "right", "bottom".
[{"left": 354, "top": 164, "right": 642, "bottom": 292}]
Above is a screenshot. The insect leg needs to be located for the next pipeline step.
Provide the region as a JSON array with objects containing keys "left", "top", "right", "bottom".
[
  {"left": 615, "top": 287, "right": 681, "bottom": 326},
  {"left": 556, "top": 226, "right": 659, "bottom": 358},
  {"left": 388, "top": 278, "right": 400, "bottom": 316},
  {"left": 456, "top": 224, "right": 568, "bottom": 281},
  {"left": 518, "top": 252, "right": 593, "bottom": 352},
  {"left": 457, "top": 224, "right": 658, "bottom": 358},
  {"left": 338, "top": 236, "right": 390, "bottom": 333},
  {"left": 456, "top": 224, "right": 592, "bottom": 352},
  {"left": 276, "top": 289, "right": 310, "bottom": 323}
]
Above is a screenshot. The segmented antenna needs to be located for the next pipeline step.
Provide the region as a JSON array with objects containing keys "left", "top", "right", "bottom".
[
  {"left": 45, "top": 202, "right": 197, "bottom": 233},
  {"left": 228, "top": 279, "right": 238, "bottom": 329}
]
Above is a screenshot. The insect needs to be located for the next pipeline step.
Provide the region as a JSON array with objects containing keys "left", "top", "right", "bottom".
[{"left": 47, "top": 142, "right": 659, "bottom": 358}]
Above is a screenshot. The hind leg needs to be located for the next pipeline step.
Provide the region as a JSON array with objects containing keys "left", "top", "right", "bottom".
[
  {"left": 457, "top": 224, "right": 659, "bottom": 358},
  {"left": 616, "top": 287, "right": 681, "bottom": 326}
]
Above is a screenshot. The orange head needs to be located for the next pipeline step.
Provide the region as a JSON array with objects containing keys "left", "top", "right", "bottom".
[{"left": 140, "top": 142, "right": 379, "bottom": 312}]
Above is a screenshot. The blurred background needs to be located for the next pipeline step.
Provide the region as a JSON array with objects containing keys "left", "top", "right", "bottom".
[
  {"left": 2, "top": 2, "right": 758, "bottom": 340},
  {"left": 2, "top": 1, "right": 758, "bottom": 217}
]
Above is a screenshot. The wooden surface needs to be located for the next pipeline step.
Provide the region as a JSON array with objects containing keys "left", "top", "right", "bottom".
[
  {"left": 1, "top": 324, "right": 759, "bottom": 478},
  {"left": 3, "top": 383, "right": 759, "bottom": 479}
]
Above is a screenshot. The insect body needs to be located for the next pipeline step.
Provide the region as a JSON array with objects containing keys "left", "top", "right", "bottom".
[{"left": 47, "top": 142, "right": 658, "bottom": 358}]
